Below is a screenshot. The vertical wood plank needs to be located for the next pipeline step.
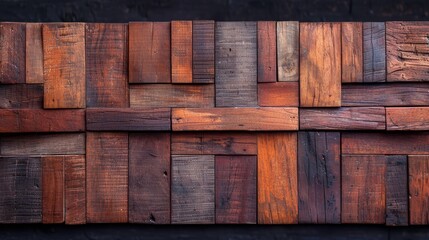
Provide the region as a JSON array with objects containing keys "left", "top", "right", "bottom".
[
  {"left": 386, "top": 155, "right": 408, "bottom": 226},
  {"left": 342, "top": 22, "right": 363, "bottom": 83},
  {"left": 172, "top": 21, "right": 192, "bottom": 83},
  {"left": 0, "top": 84, "right": 43, "bottom": 109},
  {"left": 409, "top": 155, "right": 429, "bottom": 225},
  {"left": 258, "top": 21, "right": 276, "bottom": 83},
  {"left": 277, "top": 21, "right": 299, "bottom": 82},
  {"left": 64, "top": 155, "right": 86, "bottom": 225},
  {"left": 26, "top": 23, "right": 44, "bottom": 84},
  {"left": 0, "top": 23, "right": 25, "bottom": 84},
  {"left": 363, "top": 22, "right": 386, "bottom": 82},
  {"left": 42, "top": 156, "right": 64, "bottom": 224},
  {"left": 193, "top": 20, "right": 214, "bottom": 83}
]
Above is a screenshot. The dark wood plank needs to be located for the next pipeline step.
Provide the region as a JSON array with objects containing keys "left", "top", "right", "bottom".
[
  {"left": 300, "top": 22, "right": 341, "bottom": 107},
  {"left": 64, "top": 155, "right": 86, "bottom": 225},
  {"left": 86, "top": 108, "right": 170, "bottom": 131},
  {"left": 298, "top": 132, "right": 341, "bottom": 224},
  {"left": 258, "top": 133, "right": 298, "bottom": 224},
  {"left": 342, "top": 22, "right": 363, "bottom": 83},
  {"left": 258, "top": 82, "right": 299, "bottom": 107},
  {"left": 26, "top": 23, "right": 44, "bottom": 84},
  {"left": 86, "top": 23, "right": 129, "bottom": 108},
  {"left": 409, "top": 155, "right": 429, "bottom": 225},
  {"left": 0, "top": 23, "right": 25, "bottom": 84},
  {"left": 172, "top": 107, "right": 298, "bottom": 131},
  {"left": 216, "top": 155, "right": 257, "bottom": 224},
  {"left": 258, "top": 21, "right": 276, "bottom": 83},
  {"left": 386, "top": 107, "right": 429, "bottom": 131},
  {"left": 215, "top": 22, "right": 257, "bottom": 107},
  {"left": 386, "top": 155, "right": 408, "bottom": 226},
  {"left": 300, "top": 107, "right": 386, "bottom": 130},
  {"left": 342, "top": 155, "right": 386, "bottom": 224},
  {"left": 193, "top": 20, "right": 214, "bottom": 83},
  {"left": 172, "top": 21, "right": 192, "bottom": 83},
  {"left": 171, "top": 155, "right": 215, "bottom": 224},
  {"left": 129, "top": 133, "right": 170, "bottom": 224},
  {"left": 0, "top": 157, "right": 41, "bottom": 223},
  {"left": 42, "top": 156, "right": 64, "bottom": 224},
  {"left": 363, "top": 22, "right": 386, "bottom": 82},
  {"left": 86, "top": 132, "right": 128, "bottom": 223},
  {"left": 277, "top": 21, "right": 299, "bottom": 82},
  {"left": 0, "top": 84, "right": 43, "bottom": 109}
]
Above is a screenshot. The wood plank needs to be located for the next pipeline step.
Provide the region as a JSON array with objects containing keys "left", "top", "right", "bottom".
[
  {"left": 0, "top": 109, "right": 85, "bottom": 133},
  {"left": 216, "top": 155, "right": 257, "bottom": 224},
  {"left": 0, "top": 84, "right": 43, "bottom": 109},
  {"left": 342, "top": 132, "right": 429, "bottom": 155},
  {"left": 300, "top": 22, "right": 341, "bottom": 107},
  {"left": 387, "top": 107, "right": 429, "bottom": 131},
  {"left": 172, "top": 107, "right": 298, "bottom": 131},
  {"left": 130, "top": 84, "right": 214, "bottom": 108},
  {"left": 86, "top": 108, "right": 170, "bottom": 131},
  {"left": 42, "top": 156, "right": 64, "bottom": 224},
  {"left": 215, "top": 22, "right": 257, "bottom": 107},
  {"left": 0, "top": 133, "right": 85, "bottom": 156},
  {"left": 64, "top": 155, "right": 86, "bottom": 225},
  {"left": 409, "top": 155, "right": 429, "bottom": 225},
  {"left": 363, "top": 22, "right": 386, "bottom": 82},
  {"left": 172, "top": 21, "right": 192, "bottom": 83},
  {"left": 129, "top": 133, "right": 170, "bottom": 224},
  {"left": 0, "top": 157, "right": 41, "bottom": 223},
  {"left": 386, "top": 155, "right": 408, "bottom": 226},
  {"left": 172, "top": 132, "right": 257, "bottom": 155},
  {"left": 43, "top": 23, "right": 85, "bottom": 108},
  {"left": 0, "top": 23, "right": 25, "bottom": 84},
  {"left": 342, "top": 155, "right": 386, "bottom": 224},
  {"left": 26, "top": 23, "right": 44, "bottom": 84},
  {"left": 300, "top": 107, "right": 386, "bottom": 130},
  {"left": 193, "top": 20, "right": 214, "bottom": 83},
  {"left": 129, "top": 22, "right": 170, "bottom": 83},
  {"left": 86, "top": 132, "right": 128, "bottom": 223},
  {"left": 342, "top": 22, "right": 363, "bottom": 83},
  {"left": 277, "top": 21, "right": 299, "bottom": 82},
  {"left": 86, "top": 23, "right": 129, "bottom": 108},
  {"left": 387, "top": 22, "right": 429, "bottom": 82},
  {"left": 171, "top": 155, "right": 215, "bottom": 224},
  {"left": 258, "top": 21, "right": 276, "bottom": 83},
  {"left": 257, "top": 82, "right": 299, "bottom": 107},
  {"left": 342, "top": 83, "right": 429, "bottom": 106},
  {"left": 258, "top": 133, "right": 298, "bottom": 224},
  {"left": 298, "top": 132, "right": 341, "bottom": 224}
]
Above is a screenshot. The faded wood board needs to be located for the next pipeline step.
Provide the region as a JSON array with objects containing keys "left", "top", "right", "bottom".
[
  {"left": 42, "top": 156, "right": 64, "bottom": 224},
  {"left": 0, "top": 84, "right": 43, "bottom": 109},
  {"left": 257, "top": 82, "right": 299, "bottom": 107},
  {"left": 300, "top": 22, "right": 341, "bottom": 107},
  {"left": 172, "top": 107, "right": 298, "bottom": 131},
  {"left": 64, "top": 155, "right": 86, "bottom": 225},
  {"left": 409, "top": 155, "right": 429, "bottom": 225},
  {"left": 258, "top": 132, "right": 298, "bottom": 224},
  {"left": 386, "top": 107, "right": 429, "bottom": 131},
  {"left": 258, "top": 21, "right": 276, "bottom": 83},
  {"left": 171, "top": 155, "right": 215, "bottom": 224},
  {"left": 193, "top": 20, "right": 215, "bottom": 83},
  {"left": 26, "top": 23, "right": 44, "bottom": 84},
  {"left": 215, "top": 22, "right": 257, "bottom": 107},
  {"left": 0, "top": 23, "right": 25, "bottom": 84},
  {"left": 363, "top": 22, "right": 386, "bottom": 82},
  {"left": 216, "top": 155, "right": 257, "bottom": 224},
  {"left": 277, "top": 21, "right": 299, "bottom": 82},
  {"left": 129, "top": 133, "right": 170, "bottom": 224},
  {"left": 386, "top": 155, "right": 408, "bottom": 226},
  {"left": 172, "top": 21, "right": 192, "bottom": 83},
  {"left": 342, "top": 22, "right": 363, "bottom": 83},
  {"left": 86, "top": 132, "right": 128, "bottom": 223}
]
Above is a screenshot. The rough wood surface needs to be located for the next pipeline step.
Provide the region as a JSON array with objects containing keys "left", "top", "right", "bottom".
[
  {"left": 64, "top": 155, "right": 86, "bottom": 225},
  {"left": 26, "top": 23, "right": 43, "bottom": 84},
  {"left": 257, "top": 82, "right": 299, "bottom": 107},
  {"left": 172, "top": 21, "right": 192, "bottom": 83},
  {"left": 0, "top": 23, "right": 25, "bottom": 84},
  {"left": 386, "top": 107, "right": 429, "bottom": 131},
  {"left": 277, "top": 21, "right": 299, "bottom": 82},
  {"left": 342, "top": 22, "right": 363, "bottom": 83},
  {"left": 386, "top": 155, "right": 408, "bottom": 226},
  {"left": 193, "top": 20, "right": 214, "bottom": 83},
  {"left": 0, "top": 84, "right": 43, "bottom": 109},
  {"left": 363, "top": 22, "right": 386, "bottom": 82},
  {"left": 409, "top": 155, "right": 429, "bottom": 225},
  {"left": 258, "top": 21, "right": 276, "bottom": 83},
  {"left": 42, "top": 156, "right": 64, "bottom": 224}
]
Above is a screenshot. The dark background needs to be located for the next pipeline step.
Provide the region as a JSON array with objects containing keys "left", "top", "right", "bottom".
[{"left": 1, "top": 0, "right": 429, "bottom": 239}]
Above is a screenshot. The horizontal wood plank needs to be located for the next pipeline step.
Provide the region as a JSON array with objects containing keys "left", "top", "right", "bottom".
[
  {"left": 257, "top": 82, "right": 299, "bottom": 107},
  {"left": 0, "top": 84, "right": 43, "bottom": 109},
  {"left": 386, "top": 107, "right": 429, "bottom": 130}
]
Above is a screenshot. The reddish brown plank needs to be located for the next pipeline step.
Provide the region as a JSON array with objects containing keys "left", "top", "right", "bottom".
[
  {"left": 363, "top": 22, "right": 386, "bottom": 82},
  {"left": 277, "top": 21, "right": 299, "bottom": 82},
  {"left": 258, "top": 82, "right": 299, "bottom": 107},
  {"left": 172, "top": 21, "right": 192, "bottom": 83},
  {"left": 409, "top": 155, "right": 429, "bottom": 225},
  {"left": 42, "top": 156, "right": 64, "bottom": 224},
  {"left": 258, "top": 21, "right": 276, "bottom": 83},
  {"left": 0, "top": 23, "right": 25, "bottom": 84},
  {"left": 386, "top": 155, "right": 408, "bottom": 226},
  {"left": 342, "top": 22, "right": 363, "bottom": 83},
  {"left": 193, "top": 20, "right": 214, "bottom": 83},
  {"left": 0, "top": 84, "right": 43, "bottom": 109},
  {"left": 26, "top": 23, "right": 44, "bottom": 84},
  {"left": 64, "top": 155, "right": 86, "bottom": 225},
  {"left": 386, "top": 107, "right": 429, "bottom": 131}
]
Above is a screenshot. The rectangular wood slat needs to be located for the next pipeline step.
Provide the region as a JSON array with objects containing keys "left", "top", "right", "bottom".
[
  {"left": 341, "top": 22, "right": 363, "bottom": 83},
  {"left": 64, "top": 155, "right": 86, "bottom": 225},
  {"left": 257, "top": 82, "right": 299, "bottom": 107},
  {"left": 258, "top": 21, "right": 276, "bottom": 83},
  {"left": 386, "top": 155, "right": 408, "bottom": 226},
  {"left": 193, "top": 20, "right": 215, "bottom": 83},
  {"left": 363, "top": 22, "right": 386, "bottom": 82},
  {"left": 172, "top": 21, "right": 192, "bottom": 83},
  {"left": 277, "top": 21, "right": 299, "bottom": 82},
  {"left": 42, "top": 156, "right": 64, "bottom": 224},
  {"left": 409, "top": 155, "right": 429, "bottom": 225},
  {"left": 386, "top": 107, "right": 429, "bottom": 131},
  {"left": 0, "top": 84, "right": 43, "bottom": 109},
  {"left": 0, "top": 23, "right": 25, "bottom": 84},
  {"left": 26, "top": 23, "right": 44, "bottom": 84}
]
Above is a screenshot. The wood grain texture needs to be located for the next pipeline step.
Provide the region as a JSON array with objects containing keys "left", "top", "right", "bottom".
[
  {"left": 193, "top": 20, "right": 214, "bottom": 83},
  {"left": 342, "top": 132, "right": 429, "bottom": 155},
  {"left": 64, "top": 155, "right": 86, "bottom": 225},
  {"left": 258, "top": 21, "right": 276, "bottom": 83},
  {"left": 130, "top": 84, "right": 214, "bottom": 108},
  {"left": 298, "top": 132, "right": 341, "bottom": 224},
  {"left": 86, "top": 23, "right": 129, "bottom": 108},
  {"left": 42, "top": 156, "right": 64, "bottom": 224},
  {"left": 172, "top": 132, "right": 257, "bottom": 155},
  {"left": 387, "top": 107, "right": 429, "bottom": 131},
  {"left": 86, "top": 108, "right": 171, "bottom": 131},
  {"left": 215, "top": 22, "right": 257, "bottom": 107},
  {"left": 342, "top": 155, "right": 386, "bottom": 224},
  {"left": 363, "top": 22, "right": 386, "bottom": 82},
  {"left": 387, "top": 22, "right": 429, "bottom": 82},
  {"left": 258, "top": 132, "right": 298, "bottom": 224},
  {"left": 0, "top": 109, "right": 85, "bottom": 133},
  {"left": 0, "top": 157, "right": 41, "bottom": 223},
  {"left": 0, "top": 23, "right": 25, "bottom": 84},
  {"left": 342, "top": 22, "right": 363, "bottom": 83},
  {"left": 342, "top": 83, "right": 429, "bottom": 106},
  {"left": 258, "top": 82, "right": 299, "bottom": 107},
  {"left": 300, "top": 22, "right": 341, "bottom": 107},
  {"left": 26, "top": 23, "right": 43, "bottom": 84},
  {"left": 300, "top": 107, "right": 386, "bottom": 130},
  {"left": 172, "top": 107, "right": 298, "bottom": 131},
  {"left": 216, "top": 155, "right": 257, "bottom": 224},
  {"left": 86, "top": 132, "right": 128, "bottom": 223},
  {"left": 171, "top": 155, "right": 215, "bottom": 224},
  {"left": 129, "top": 22, "right": 170, "bottom": 83},
  {"left": 386, "top": 155, "right": 408, "bottom": 226},
  {"left": 0, "top": 84, "right": 43, "bottom": 109},
  {"left": 409, "top": 155, "right": 429, "bottom": 225},
  {"left": 277, "top": 21, "right": 299, "bottom": 82},
  {"left": 172, "top": 21, "right": 192, "bottom": 83},
  {"left": 129, "top": 133, "right": 170, "bottom": 224}
]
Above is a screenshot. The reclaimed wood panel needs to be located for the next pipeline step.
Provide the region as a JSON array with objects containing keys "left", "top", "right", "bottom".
[
  {"left": 258, "top": 82, "right": 299, "bottom": 107},
  {"left": 171, "top": 155, "right": 215, "bottom": 224},
  {"left": 26, "top": 23, "right": 44, "bottom": 84},
  {"left": 129, "top": 133, "right": 170, "bottom": 224},
  {"left": 215, "top": 22, "right": 257, "bottom": 107},
  {"left": 342, "top": 22, "right": 363, "bottom": 83},
  {"left": 277, "top": 21, "right": 299, "bottom": 82},
  {"left": 363, "top": 22, "right": 386, "bottom": 82},
  {"left": 193, "top": 20, "right": 214, "bottom": 83},
  {"left": 216, "top": 155, "right": 257, "bottom": 224},
  {"left": 386, "top": 155, "right": 408, "bottom": 226},
  {"left": 42, "top": 156, "right": 64, "bottom": 224},
  {"left": 172, "top": 107, "right": 298, "bottom": 131},
  {"left": 0, "top": 84, "right": 43, "bottom": 109},
  {"left": 258, "top": 21, "right": 276, "bottom": 83},
  {"left": 258, "top": 133, "right": 298, "bottom": 224},
  {"left": 0, "top": 23, "right": 25, "bottom": 84},
  {"left": 172, "top": 21, "right": 192, "bottom": 83},
  {"left": 64, "top": 155, "right": 86, "bottom": 225},
  {"left": 300, "top": 22, "right": 341, "bottom": 107},
  {"left": 387, "top": 107, "right": 429, "bottom": 131},
  {"left": 409, "top": 155, "right": 429, "bottom": 225}
]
